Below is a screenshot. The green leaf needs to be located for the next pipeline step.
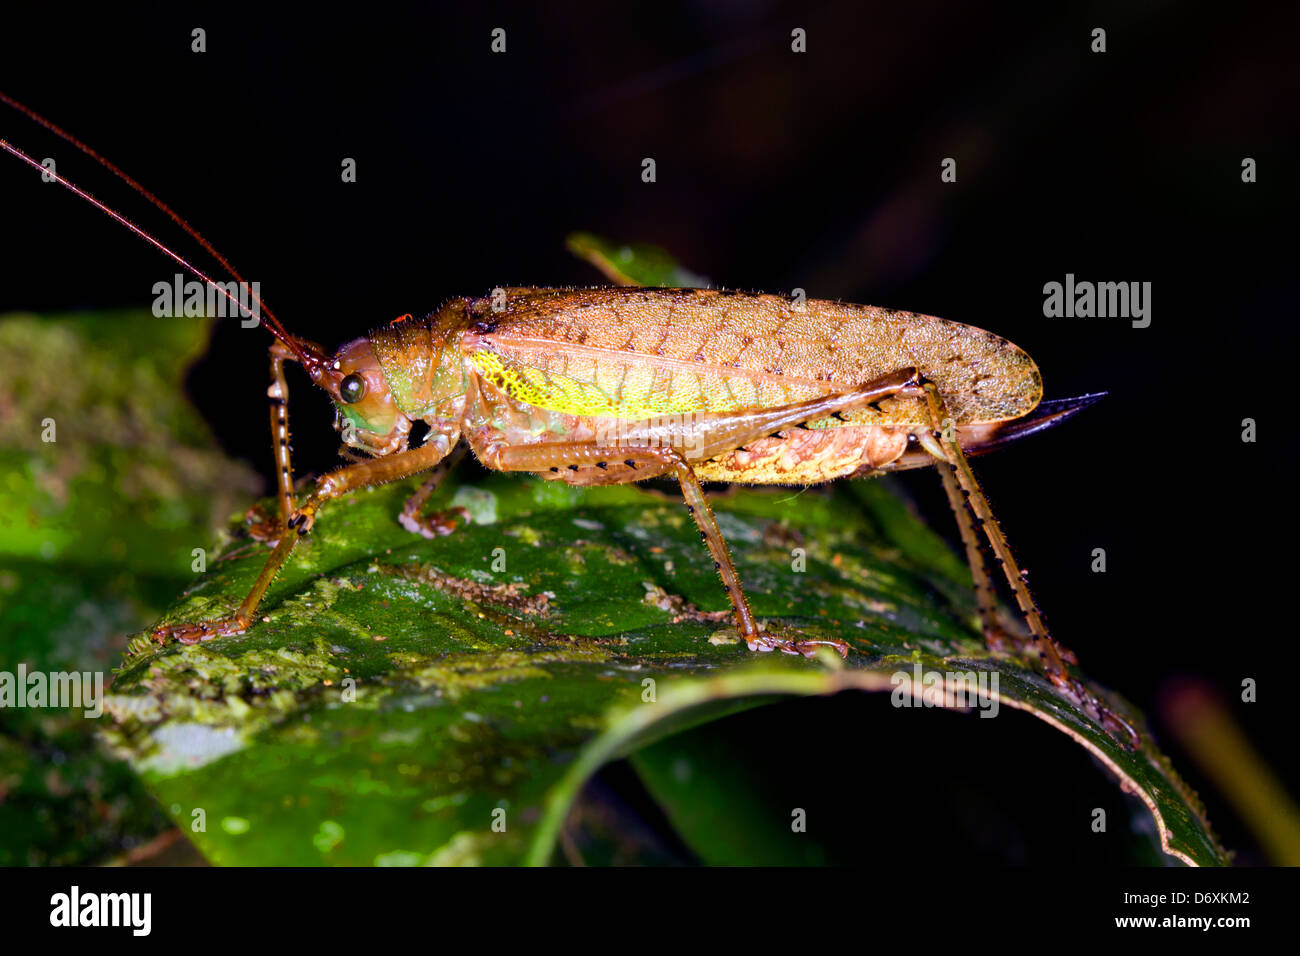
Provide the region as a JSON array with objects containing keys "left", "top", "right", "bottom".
[
  {"left": 565, "top": 232, "right": 710, "bottom": 288},
  {"left": 0, "top": 311, "right": 259, "bottom": 864},
  {"left": 101, "top": 468, "right": 1225, "bottom": 866}
]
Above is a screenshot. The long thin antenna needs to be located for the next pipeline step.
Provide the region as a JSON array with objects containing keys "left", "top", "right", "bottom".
[{"left": 0, "top": 92, "right": 321, "bottom": 370}]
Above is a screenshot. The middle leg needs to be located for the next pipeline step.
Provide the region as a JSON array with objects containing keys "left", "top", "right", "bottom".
[
  {"left": 400, "top": 443, "right": 469, "bottom": 538},
  {"left": 481, "top": 440, "right": 849, "bottom": 658}
]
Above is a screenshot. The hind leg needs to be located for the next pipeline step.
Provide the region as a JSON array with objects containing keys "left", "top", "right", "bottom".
[{"left": 917, "top": 381, "right": 1139, "bottom": 748}]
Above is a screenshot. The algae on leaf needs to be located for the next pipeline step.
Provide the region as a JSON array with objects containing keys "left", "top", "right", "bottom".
[{"left": 0, "top": 311, "right": 258, "bottom": 864}]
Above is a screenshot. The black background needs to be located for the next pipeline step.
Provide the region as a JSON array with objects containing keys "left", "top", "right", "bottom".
[{"left": 1, "top": 1, "right": 1296, "bottom": 865}]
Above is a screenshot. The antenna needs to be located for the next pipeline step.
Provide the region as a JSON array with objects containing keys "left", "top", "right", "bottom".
[{"left": 0, "top": 92, "right": 326, "bottom": 372}]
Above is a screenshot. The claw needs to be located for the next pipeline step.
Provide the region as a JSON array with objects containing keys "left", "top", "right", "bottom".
[
  {"left": 1101, "top": 710, "right": 1141, "bottom": 751},
  {"left": 151, "top": 617, "right": 247, "bottom": 645},
  {"left": 243, "top": 504, "right": 285, "bottom": 545},
  {"left": 287, "top": 506, "right": 317, "bottom": 535},
  {"left": 988, "top": 627, "right": 1140, "bottom": 750},
  {"left": 398, "top": 506, "right": 470, "bottom": 539},
  {"left": 746, "top": 633, "right": 850, "bottom": 659},
  {"left": 1043, "top": 669, "right": 1141, "bottom": 750}
]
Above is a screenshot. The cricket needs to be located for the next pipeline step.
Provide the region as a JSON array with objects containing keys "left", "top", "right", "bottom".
[{"left": 1, "top": 93, "right": 1137, "bottom": 749}]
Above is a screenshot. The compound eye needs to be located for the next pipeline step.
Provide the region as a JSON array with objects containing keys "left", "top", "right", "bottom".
[{"left": 339, "top": 373, "right": 367, "bottom": 404}]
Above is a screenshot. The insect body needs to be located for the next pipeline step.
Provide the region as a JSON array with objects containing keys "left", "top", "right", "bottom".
[
  {"left": 213, "top": 286, "right": 1117, "bottom": 725},
  {"left": 1, "top": 95, "right": 1136, "bottom": 747}
]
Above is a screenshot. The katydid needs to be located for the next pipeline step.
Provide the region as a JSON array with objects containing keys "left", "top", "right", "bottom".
[{"left": 0, "top": 94, "right": 1137, "bottom": 748}]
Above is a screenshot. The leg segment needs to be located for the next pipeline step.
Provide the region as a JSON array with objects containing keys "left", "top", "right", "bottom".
[
  {"left": 268, "top": 341, "right": 297, "bottom": 522},
  {"left": 933, "top": 453, "right": 1001, "bottom": 644},
  {"left": 918, "top": 382, "right": 1139, "bottom": 747},
  {"left": 611, "top": 367, "right": 922, "bottom": 463},
  {"left": 482, "top": 440, "right": 848, "bottom": 658},
  {"left": 244, "top": 341, "right": 303, "bottom": 543},
  {"left": 400, "top": 443, "right": 469, "bottom": 537},
  {"left": 153, "top": 437, "right": 455, "bottom": 645},
  {"left": 918, "top": 385, "right": 1066, "bottom": 672}
]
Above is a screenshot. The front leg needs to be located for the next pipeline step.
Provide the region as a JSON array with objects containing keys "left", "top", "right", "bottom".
[
  {"left": 244, "top": 341, "right": 304, "bottom": 543},
  {"left": 153, "top": 437, "right": 455, "bottom": 645}
]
